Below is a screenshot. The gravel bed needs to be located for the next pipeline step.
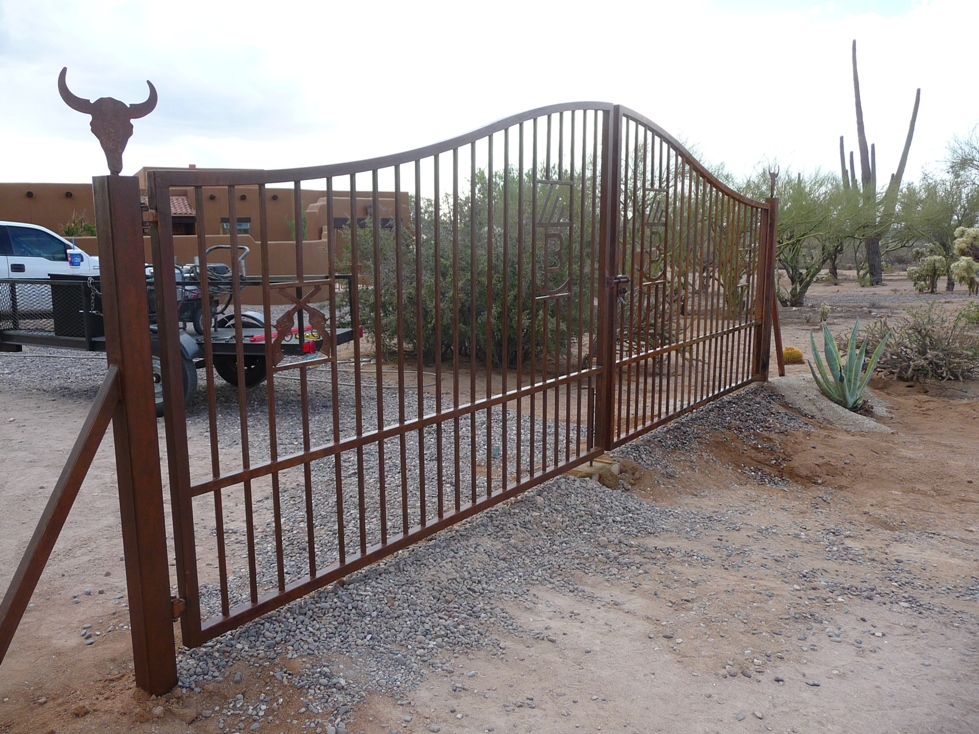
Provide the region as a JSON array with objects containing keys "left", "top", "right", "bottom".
[
  {"left": 173, "top": 383, "right": 812, "bottom": 732},
  {"left": 0, "top": 347, "right": 109, "bottom": 401},
  {"left": 796, "top": 290, "right": 975, "bottom": 307},
  {"left": 190, "top": 375, "right": 583, "bottom": 621}
]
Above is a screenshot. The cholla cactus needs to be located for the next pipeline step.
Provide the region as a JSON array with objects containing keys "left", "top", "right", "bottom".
[
  {"left": 951, "top": 256, "right": 979, "bottom": 296},
  {"left": 954, "top": 227, "right": 979, "bottom": 260},
  {"left": 907, "top": 247, "right": 946, "bottom": 293},
  {"left": 819, "top": 302, "right": 831, "bottom": 322}
]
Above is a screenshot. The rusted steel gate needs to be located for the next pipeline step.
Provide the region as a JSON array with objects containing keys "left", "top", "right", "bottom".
[
  {"left": 145, "top": 103, "right": 776, "bottom": 649},
  {"left": 0, "top": 98, "right": 775, "bottom": 696}
]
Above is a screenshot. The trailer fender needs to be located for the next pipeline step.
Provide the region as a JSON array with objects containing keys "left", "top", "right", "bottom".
[
  {"left": 215, "top": 310, "right": 265, "bottom": 329},
  {"left": 179, "top": 332, "right": 204, "bottom": 361}
]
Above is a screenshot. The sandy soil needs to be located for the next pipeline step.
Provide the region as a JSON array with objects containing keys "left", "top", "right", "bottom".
[{"left": 2, "top": 270, "right": 979, "bottom": 734}]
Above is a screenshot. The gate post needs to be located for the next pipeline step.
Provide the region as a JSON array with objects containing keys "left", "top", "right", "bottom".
[
  {"left": 93, "top": 175, "right": 178, "bottom": 694},
  {"left": 595, "top": 105, "right": 622, "bottom": 451},
  {"left": 753, "top": 197, "right": 779, "bottom": 380}
]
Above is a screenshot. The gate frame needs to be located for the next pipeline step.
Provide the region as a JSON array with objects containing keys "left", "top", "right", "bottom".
[{"left": 1, "top": 96, "right": 776, "bottom": 698}]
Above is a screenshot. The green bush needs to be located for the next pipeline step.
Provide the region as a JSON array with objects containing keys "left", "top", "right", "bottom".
[
  {"left": 61, "top": 211, "right": 96, "bottom": 237},
  {"left": 352, "top": 169, "right": 596, "bottom": 368},
  {"left": 961, "top": 301, "right": 979, "bottom": 325}
]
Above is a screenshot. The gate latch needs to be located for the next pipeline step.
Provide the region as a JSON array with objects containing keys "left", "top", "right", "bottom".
[
  {"left": 612, "top": 275, "right": 631, "bottom": 304},
  {"left": 171, "top": 596, "right": 187, "bottom": 621}
]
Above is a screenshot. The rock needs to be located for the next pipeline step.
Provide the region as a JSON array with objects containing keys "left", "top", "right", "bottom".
[
  {"left": 753, "top": 711, "right": 764, "bottom": 720},
  {"left": 171, "top": 705, "right": 198, "bottom": 724},
  {"left": 152, "top": 705, "right": 165, "bottom": 718},
  {"left": 598, "top": 467, "right": 619, "bottom": 489},
  {"left": 71, "top": 704, "right": 91, "bottom": 717}
]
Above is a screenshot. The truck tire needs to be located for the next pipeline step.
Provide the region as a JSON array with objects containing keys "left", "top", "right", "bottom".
[{"left": 153, "top": 354, "right": 198, "bottom": 417}]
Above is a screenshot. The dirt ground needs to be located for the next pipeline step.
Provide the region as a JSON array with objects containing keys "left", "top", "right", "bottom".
[{"left": 2, "top": 270, "right": 978, "bottom": 733}]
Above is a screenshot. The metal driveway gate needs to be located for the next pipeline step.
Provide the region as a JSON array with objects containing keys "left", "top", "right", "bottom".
[
  {"left": 146, "top": 104, "right": 775, "bottom": 648},
  {"left": 0, "top": 89, "right": 774, "bottom": 696}
]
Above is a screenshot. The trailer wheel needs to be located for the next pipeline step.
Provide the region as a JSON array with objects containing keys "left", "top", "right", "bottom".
[
  {"left": 213, "top": 354, "right": 267, "bottom": 388},
  {"left": 192, "top": 308, "right": 207, "bottom": 335},
  {"left": 212, "top": 313, "right": 268, "bottom": 389},
  {"left": 153, "top": 354, "right": 198, "bottom": 417}
]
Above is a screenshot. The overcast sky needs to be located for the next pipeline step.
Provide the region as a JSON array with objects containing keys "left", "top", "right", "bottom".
[{"left": 0, "top": 0, "right": 973, "bottom": 187}]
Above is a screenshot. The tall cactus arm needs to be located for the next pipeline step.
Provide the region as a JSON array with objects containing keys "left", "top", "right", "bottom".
[
  {"left": 881, "top": 87, "right": 922, "bottom": 224},
  {"left": 852, "top": 40, "right": 874, "bottom": 201}
]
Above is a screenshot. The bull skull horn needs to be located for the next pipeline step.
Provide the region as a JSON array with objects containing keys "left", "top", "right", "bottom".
[
  {"left": 57, "top": 67, "right": 94, "bottom": 114},
  {"left": 128, "top": 80, "right": 158, "bottom": 120}
]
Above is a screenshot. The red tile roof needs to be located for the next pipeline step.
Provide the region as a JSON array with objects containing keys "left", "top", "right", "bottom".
[{"left": 139, "top": 195, "right": 195, "bottom": 216}]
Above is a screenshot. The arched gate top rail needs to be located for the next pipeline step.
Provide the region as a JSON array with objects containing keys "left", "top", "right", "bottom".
[{"left": 146, "top": 101, "right": 769, "bottom": 213}]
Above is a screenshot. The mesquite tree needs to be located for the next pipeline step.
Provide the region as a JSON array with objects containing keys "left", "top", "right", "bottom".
[{"left": 840, "top": 40, "right": 921, "bottom": 286}]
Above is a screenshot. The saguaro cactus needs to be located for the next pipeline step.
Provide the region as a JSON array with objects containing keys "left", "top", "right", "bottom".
[{"left": 840, "top": 40, "right": 920, "bottom": 286}]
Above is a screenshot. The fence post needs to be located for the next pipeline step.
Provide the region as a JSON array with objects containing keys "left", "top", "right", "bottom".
[
  {"left": 754, "top": 197, "right": 778, "bottom": 380},
  {"left": 93, "top": 174, "right": 177, "bottom": 695},
  {"left": 595, "top": 105, "right": 622, "bottom": 450}
]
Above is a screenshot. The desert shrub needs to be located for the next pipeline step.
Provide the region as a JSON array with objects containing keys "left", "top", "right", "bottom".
[
  {"left": 962, "top": 301, "right": 979, "bottom": 325},
  {"left": 861, "top": 304, "right": 979, "bottom": 382},
  {"left": 61, "top": 211, "right": 96, "bottom": 237},
  {"left": 353, "top": 175, "right": 595, "bottom": 368}
]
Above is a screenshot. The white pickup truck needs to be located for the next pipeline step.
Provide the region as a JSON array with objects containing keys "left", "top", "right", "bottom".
[{"left": 0, "top": 221, "right": 99, "bottom": 280}]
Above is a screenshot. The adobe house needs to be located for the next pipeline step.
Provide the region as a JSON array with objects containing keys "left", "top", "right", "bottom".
[
  {"left": 0, "top": 181, "right": 98, "bottom": 235},
  {"left": 0, "top": 169, "right": 407, "bottom": 239},
  {"left": 0, "top": 167, "right": 410, "bottom": 303}
]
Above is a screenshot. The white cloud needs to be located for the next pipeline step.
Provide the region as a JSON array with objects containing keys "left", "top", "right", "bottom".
[{"left": 0, "top": 0, "right": 974, "bottom": 185}]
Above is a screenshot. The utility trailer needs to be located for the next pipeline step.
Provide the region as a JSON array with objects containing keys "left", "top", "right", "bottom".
[{"left": 0, "top": 274, "right": 357, "bottom": 415}]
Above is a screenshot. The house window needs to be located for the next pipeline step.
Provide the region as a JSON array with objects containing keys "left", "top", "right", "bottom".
[{"left": 220, "top": 218, "right": 251, "bottom": 235}]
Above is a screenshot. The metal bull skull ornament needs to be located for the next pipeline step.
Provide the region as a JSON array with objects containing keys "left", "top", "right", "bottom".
[{"left": 58, "top": 67, "right": 157, "bottom": 175}]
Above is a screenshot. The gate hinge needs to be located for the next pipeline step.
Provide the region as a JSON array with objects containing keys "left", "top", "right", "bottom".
[{"left": 171, "top": 596, "right": 187, "bottom": 621}]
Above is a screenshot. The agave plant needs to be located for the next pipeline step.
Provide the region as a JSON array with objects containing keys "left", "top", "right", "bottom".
[{"left": 809, "top": 320, "right": 890, "bottom": 411}]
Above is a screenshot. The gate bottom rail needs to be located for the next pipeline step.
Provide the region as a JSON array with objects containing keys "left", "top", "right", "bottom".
[{"left": 185, "top": 445, "right": 605, "bottom": 644}]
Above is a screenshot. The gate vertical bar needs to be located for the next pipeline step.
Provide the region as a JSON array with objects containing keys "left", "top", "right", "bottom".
[
  {"left": 595, "top": 105, "right": 622, "bottom": 451},
  {"left": 753, "top": 197, "right": 778, "bottom": 380},
  {"left": 147, "top": 175, "right": 201, "bottom": 645},
  {"left": 763, "top": 197, "right": 780, "bottom": 380},
  {"left": 93, "top": 174, "right": 177, "bottom": 694}
]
